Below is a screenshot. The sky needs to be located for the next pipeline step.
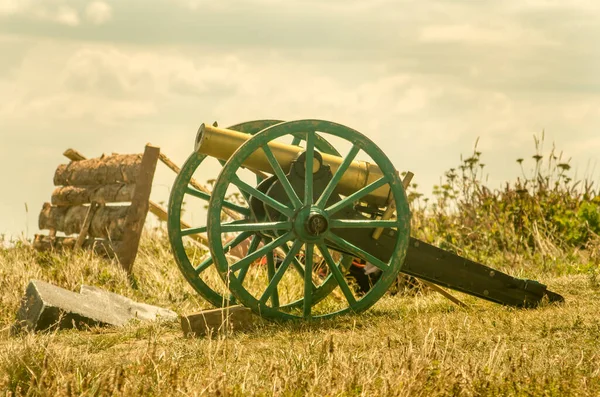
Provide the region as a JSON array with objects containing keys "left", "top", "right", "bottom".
[{"left": 1, "top": 0, "right": 600, "bottom": 238}]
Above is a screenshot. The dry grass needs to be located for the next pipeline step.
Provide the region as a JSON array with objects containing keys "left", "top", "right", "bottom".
[{"left": 0, "top": 231, "right": 599, "bottom": 396}]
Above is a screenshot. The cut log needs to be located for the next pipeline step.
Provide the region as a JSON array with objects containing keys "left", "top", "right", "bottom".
[
  {"left": 33, "top": 234, "right": 119, "bottom": 258},
  {"left": 54, "top": 154, "right": 142, "bottom": 186},
  {"left": 51, "top": 184, "right": 136, "bottom": 206},
  {"left": 38, "top": 203, "right": 128, "bottom": 240}
]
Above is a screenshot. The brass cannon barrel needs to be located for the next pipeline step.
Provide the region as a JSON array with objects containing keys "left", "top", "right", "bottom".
[{"left": 194, "top": 124, "right": 392, "bottom": 206}]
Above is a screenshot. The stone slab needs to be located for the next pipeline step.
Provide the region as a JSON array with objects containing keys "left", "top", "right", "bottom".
[
  {"left": 15, "top": 280, "right": 177, "bottom": 332},
  {"left": 181, "top": 305, "right": 256, "bottom": 337},
  {"left": 79, "top": 285, "right": 177, "bottom": 323}
]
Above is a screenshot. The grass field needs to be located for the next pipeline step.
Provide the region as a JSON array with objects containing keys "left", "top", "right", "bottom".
[
  {"left": 2, "top": 141, "right": 600, "bottom": 396},
  {"left": 1, "top": 233, "right": 599, "bottom": 396}
]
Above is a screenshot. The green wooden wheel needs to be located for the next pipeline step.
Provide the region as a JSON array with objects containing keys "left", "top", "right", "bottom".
[
  {"left": 168, "top": 120, "right": 351, "bottom": 308},
  {"left": 207, "top": 119, "right": 411, "bottom": 320}
]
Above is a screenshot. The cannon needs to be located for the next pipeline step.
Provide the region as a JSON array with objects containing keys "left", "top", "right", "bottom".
[{"left": 168, "top": 119, "right": 564, "bottom": 320}]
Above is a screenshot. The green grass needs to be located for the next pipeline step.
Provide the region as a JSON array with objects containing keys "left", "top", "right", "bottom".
[{"left": 2, "top": 136, "right": 600, "bottom": 396}]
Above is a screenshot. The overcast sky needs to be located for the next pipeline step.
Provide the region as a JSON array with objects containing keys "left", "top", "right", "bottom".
[{"left": 1, "top": 0, "right": 600, "bottom": 238}]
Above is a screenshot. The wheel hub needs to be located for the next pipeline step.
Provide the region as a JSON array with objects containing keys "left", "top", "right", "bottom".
[
  {"left": 293, "top": 206, "right": 329, "bottom": 241},
  {"left": 306, "top": 211, "right": 328, "bottom": 236}
]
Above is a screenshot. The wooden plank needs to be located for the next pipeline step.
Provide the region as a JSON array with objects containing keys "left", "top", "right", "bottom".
[
  {"left": 419, "top": 279, "right": 468, "bottom": 308},
  {"left": 158, "top": 152, "right": 183, "bottom": 175},
  {"left": 63, "top": 148, "right": 86, "bottom": 162},
  {"left": 180, "top": 305, "right": 256, "bottom": 337},
  {"left": 116, "top": 144, "right": 160, "bottom": 273},
  {"left": 148, "top": 201, "right": 210, "bottom": 247},
  {"left": 148, "top": 201, "right": 208, "bottom": 247}
]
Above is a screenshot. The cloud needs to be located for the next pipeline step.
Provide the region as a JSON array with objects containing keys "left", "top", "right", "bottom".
[
  {"left": 85, "top": 1, "right": 112, "bottom": 25},
  {"left": 0, "top": 0, "right": 31, "bottom": 15},
  {"left": 1, "top": 1, "right": 600, "bottom": 238},
  {"left": 0, "top": 0, "right": 80, "bottom": 26},
  {"left": 0, "top": 43, "right": 250, "bottom": 126},
  {"left": 54, "top": 5, "right": 79, "bottom": 26},
  {"left": 419, "top": 23, "right": 557, "bottom": 46}
]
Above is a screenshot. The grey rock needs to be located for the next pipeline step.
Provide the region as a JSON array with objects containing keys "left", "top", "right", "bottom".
[
  {"left": 79, "top": 285, "right": 177, "bottom": 323},
  {"left": 15, "top": 280, "right": 178, "bottom": 332}
]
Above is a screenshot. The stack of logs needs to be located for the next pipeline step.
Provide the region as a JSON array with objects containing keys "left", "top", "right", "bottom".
[{"left": 34, "top": 145, "right": 160, "bottom": 273}]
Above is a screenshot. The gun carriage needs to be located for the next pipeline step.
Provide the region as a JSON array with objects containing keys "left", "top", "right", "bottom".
[{"left": 168, "top": 119, "right": 563, "bottom": 321}]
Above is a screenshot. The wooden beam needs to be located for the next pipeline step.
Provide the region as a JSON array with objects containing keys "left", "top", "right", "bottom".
[
  {"left": 419, "top": 279, "right": 468, "bottom": 309},
  {"left": 159, "top": 151, "right": 242, "bottom": 221},
  {"left": 116, "top": 144, "right": 160, "bottom": 273},
  {"left": 63, "top": 148, "right": 86, "bottom": 162},
  {"left": 148, "top": 200, "right": 209, "bottom": 247},
  {"left": 180, "top": 305, "right": 256, "bottom": 337},
  {"left": 158, "top": 152, "right": 183, "bottom": 175}
]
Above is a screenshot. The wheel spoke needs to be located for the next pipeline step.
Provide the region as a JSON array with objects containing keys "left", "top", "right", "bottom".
[
  {"left": 315, "top": 144, "right": 360, "bottom": 209},
  {"left": 303, "top": 243, "right": 314, "bottom": 318},
  {"left": 194, "top": 255, "right": 213, "bottom": 275},
  {"left": 304, "top": 131, "right": 315, "bottom": 205},
  {"left": 221, "top": 220, "right": 292, "bottom": 233},
  {"left": 259, "top": 239, "right": 303, "bottom": 304},
  {"left": 262, "top": 144, "right": 302, "bottom": 209},
  {"left": 290, "top": 255, "right": 306, "bottom": 279},
  {"left": 324, "top": 231, "right": 389, "bottom": 271},
  {"left": 181, "top": 225, "right": 207, "bottom": 236},
  {"left": 280, "top": 243, "right": 305, "bottom": 278},
  {"left": 219, "top": 158, "right": 253, "bottom": 205},
  {"left": 281, "top": 244, "right": 304, "bottom": 279},
  {"left": 291, "top": 135, "right": 302, "bottom": 146},
  {"left": 237, "top": 234, "right": 261, "bottom": 285},
  {"left": 185, "top": 185, "right": 210, "bottom": 201},
  {"left": 280, "top": 243, "right": 319, "bottom": 290},
  {"left": 222, "top": 231, "right": 254, "bottom": 257},
  {"left": 232, "top": 176, "right": 294, "bottom": 218},
  {"left": 329, "top": 219, "right": 397, "bottom": 229},
  {"left": 325, "top": 176, "right": 389, "bottom": 217},
  {"left": 317, "top": 243, "right": 357, "bottom": 306},
  {"left": 266, "top": 250, "right": 280, "bottom": 308},
  {"left": 194, "top": 231, "right": 252, "bottom": 274},
  {"left": 186, "top": 186, "right": 250, "bottom": 217},
  {"left": 229, "top": 231, "right": 293, "bottom": 272}
]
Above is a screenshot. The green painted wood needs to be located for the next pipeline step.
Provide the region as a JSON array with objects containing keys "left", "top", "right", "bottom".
[
  {"left": 206, "top": 119, "right": 410, "bottom": 320},
  {"left": 168, "top": 120, "right": 352, "bottom": 309},
  {"left": 168, "top": 120, "right": 283, "bottom": 308}
]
